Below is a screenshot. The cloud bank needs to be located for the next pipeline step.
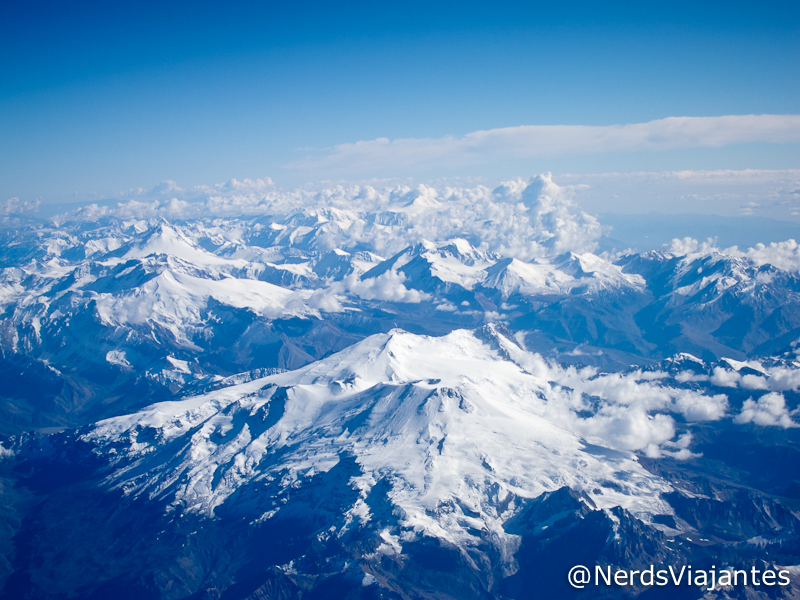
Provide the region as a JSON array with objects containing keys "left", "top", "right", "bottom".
[
  {"left": 60, "top": 173, "right": 604, "bottom": 260},
  {"left": 560, "top": 168, "right": 800, "bottom": 220},
  {"left": 286, "top": 115, "right": 800, "bottom": 174},
  {"left": 49, "top": 171, "right": 800, "bottom": 266}
]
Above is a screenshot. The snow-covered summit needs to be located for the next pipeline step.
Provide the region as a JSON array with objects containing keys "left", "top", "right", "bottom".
[
  {"left": 362, "top": 238, "right": 497, "bottom": 292},
  {"left": 83, "top": 324, "right": 755, "bottom": 558},
  {"left": 481, "top": 252, "right": 643, "bottom": 299}
]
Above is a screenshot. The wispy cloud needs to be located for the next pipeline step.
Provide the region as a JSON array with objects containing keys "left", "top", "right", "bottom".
[
  {"left": 286, "top": 115, "right": 800, "bottom": 174},
  {"left": 560, "top": 168, "right": 800, "bottom": 220}
]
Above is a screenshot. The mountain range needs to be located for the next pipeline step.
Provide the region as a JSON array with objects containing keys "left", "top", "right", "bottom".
[{"left": 1, "top": 175, "right": 800, "bottom": 598}]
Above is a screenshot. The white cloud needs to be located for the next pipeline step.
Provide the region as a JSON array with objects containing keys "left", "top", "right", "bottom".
[
  {"left": 540, "top": 362, "right": 730, "bottom": 453},
  {"left": 119, "top": 178, "right": 273, "bottom": 199},
  {"left": 506, "top": 173, "right": 604, "bottom": 255},
  {"left": 52, "top": 171, "right": 800, "bottom": 272},
  {"left": 668, "top": 237, "right": 720, "bottom": 257},
  {"left": 673, "top": 390, "right": 729, "bottom": 422},
  {"left": 734, "top": 392, "right": 798, "bottom": 428},
  {"left": 710, "top": 367, "right": 741, "bottom": 388},
  {"left": 573, "top": 408, "right": 676, "bottom": 453},
  {"left": 306, "top": 288, "right": 344, "bottom": 312},
  {"left": 740, "top": 374, "right": 770, "bottom": 390},
  {"left": 705, "top": 363, "right": 800, "bottom": 393},
  {"left": 150, "top": 180, "right": 183, "bottom": 195},
  {"left": 57, "top": 170, "right": 800, "bottom": 271},
  {"left": 58, "top": 173, "right": 604, "bottom": 260},
  {"left": 344, "top": 271, "right": 430, "bottom": 303},
  {"left": 674, "top": 371, "right": 709, "bottom": 383},
  {"left": 745, "top": 240, "right": 800, "bottom": 272},
  {"left": 560, "top": 168, "right": 800, "bottom": 220},
  {"left": 765, "top": 367, "right": 800, "bottom": 392},
  {"left": 659, "top": 433, "right": 700, "bottom": 460},
  {"left": 286, "top": 115, "right": 800, "bottom": 174},
  {"left": 2, "top": 197, "right": 41, "bottom": 215},
  {"left": 73, "top": 199, "right": 162, "bottom": 221}
]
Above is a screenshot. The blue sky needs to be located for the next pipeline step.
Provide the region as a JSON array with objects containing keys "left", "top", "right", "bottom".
[{"left": 2, "top": 0, "right": 799, "bottom": 204}]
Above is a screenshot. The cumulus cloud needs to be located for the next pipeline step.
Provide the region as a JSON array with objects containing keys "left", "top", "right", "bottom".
[
  {"left": 766, "top": 366, "right": 800, "bottom": 391},
  {"left": 344, "top": 271, "right": 429, "bottom": 303},
  {"left": 435, "top": 301, "right": 458, "bottom": 312},
  {"left": 53, "top": 171, "right": 800, "bottom": 270},
  {"left": 306, "top": 288, "right": 344, "bottom": 313},
  {"left": 216, "top": 177, "right": 274, "bottom": 193},
  {"left": 674, "top": 371, "right": 709, "bottom": 383},
  {"left": 734, "top": 392, "right": 798, "bottom": 428},
  {"left": 538, "top": 362, "right": 730, "bottom": 454},
  {"left": 668, "top": 237, "right": 720, "bottom": 257},
  {"left": 2, "top": 197, "right": 41, "bottom": 215},
  {"left": 745, "top": 240, "right": 800, "bottom": 271},
  {"left": 710, "top": 367, "right": 741, "bottom": 388},
  {"left": 557, "top": 368, "right": 727, "bottom": 421},
  {"left": 672, "top": 390, "right": 729, "bottom": 422},
  {"left": 55, "top": 173, "right": 796, "bottom": 274},
  {"left": 58, "top": 173, "right": 604, "bottom": 260},
  {"left": 705, "top": 363, "right": 800, "bottom": 393},
  {"left": 502, "top": 173, "right": 603, "bottom": 255},
  {"left": 740, "top": 374, "right": 770, "bottom": 390},
  {"left": 285, "top": 115, "right": 800, "bottom": 174},
  {"left": 573, "top": 408, "right": 676, "bottom": 453}
]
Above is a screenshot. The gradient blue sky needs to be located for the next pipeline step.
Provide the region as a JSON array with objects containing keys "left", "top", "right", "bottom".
[{"left": 2, "top": 0, "right": 799, "bottom": 203}]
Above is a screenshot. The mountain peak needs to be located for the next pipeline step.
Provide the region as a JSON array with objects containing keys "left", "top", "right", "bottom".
[
  {"left": 82, "top": 327, "right": 673, "bottom": 545},
  {"left": 116, "top": 223, "right": 239, "bottom": 268}
]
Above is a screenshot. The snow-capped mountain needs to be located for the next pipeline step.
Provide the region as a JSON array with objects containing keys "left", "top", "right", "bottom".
[
  {"left": 2, "top": 175, "right": 800, "bottom": 599},
  {"left": 3, "top": 197, "right": 800, "bottom": 434},
  {"left": 620, "top": 247, "right": 800, "bottom": 358},
  {"left": 81, "top": 327, "right": 674, "bottom": 523},
  {"left": 481, "top": 252, "right": 644, "bottom": 299},
  {"left": 3, "top": 325, "right": 800, "bottom": 599}
]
